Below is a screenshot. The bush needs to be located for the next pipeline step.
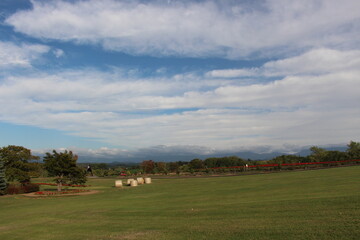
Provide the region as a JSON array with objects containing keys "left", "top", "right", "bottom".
[
  {"left": 93, "top": 169, "right": 108, "bottom": 177},
  {"left": 23, "top": 183, "right": 40, "bottom": 193},
  {"left": 6, "top": 183, "right": 40, "bottom": 195},
  {"left": 0, "top": 160, "right": 6, "bottom": 195}
]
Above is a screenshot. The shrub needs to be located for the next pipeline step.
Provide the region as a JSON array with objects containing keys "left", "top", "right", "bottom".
[
  {"left": 23, "top": 183, "right": 40, "bottom": 193},
  {"left": 0, "top": 159, "right": 6, "bottom": 195},
  {"left": 93, "top": 169, "right": 108, "bottom": 177},
  {"left": 6, "top": 183, "right": 40, "bottom": 195}
]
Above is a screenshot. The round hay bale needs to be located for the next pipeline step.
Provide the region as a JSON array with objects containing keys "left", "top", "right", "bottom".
[
  {"left": 130, "top": 180, "right": 138, "bottom": 187},
  {"left": 115, "top": 180, "right": 123, "bottom": 188},
  {"left": 144, "top": 177, "right": 152, "bottom": 184},
  {"left": 136, "top": 177, "right": 144, "bottom": 184},
  {"left": 127, "top": 179, "right": 134, "bottom": 185}
]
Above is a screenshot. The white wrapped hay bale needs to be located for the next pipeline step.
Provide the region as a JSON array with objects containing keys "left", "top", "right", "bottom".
[
  {"left": 136, "top": 177, "right": 145, "bottom": 184},
  {"left": 127, "top": 179, "right": 134, "bottom": 185},
  {"left": 115, "top": 180, "right": 123, "bottom": 188},
  {"left": 144, "top": 177, "right": 152, "bottom": 184},
  {"left": 130, "top": 180, "right": 138, "bottom": 187}
]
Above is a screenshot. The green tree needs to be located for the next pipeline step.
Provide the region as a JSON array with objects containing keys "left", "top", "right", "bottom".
[
  {"left": 179, "top": 164, "right": 190, "bottom": 173},
  {"left": 325, "top": 151, "right": 347, "bottom": 162},
  {"left": 204, "top": 158, "right": 217, "bottom": 168},
  {"left": 0, "top": 158, "right": 7, "bottom": 195},
  {"left": 0, "top": 145, "right": 39, "bottom": 183},
  {"left": 346, "top": 141, "right": 360, "bottom": 159},
  {"left": 309, "top": 146, "right": 328, "bottom": 162},
  {"left": 189, "top": 158, "right": 204, "bottom": 170},
  {"left": 43, "top": 150, "right": 86, "bottom": 192},
  {"left": 270, "top": 155, "right": 307, "bottom": 164},
  {"left": 204, "top": 156, "right": 245, "bottom": 168},
  {"left": 28, "top": 162, "right": 47, "bottom": 178},
  {"left": 156, "top": 162, "right": 168, "bottom": 174},
  {"left": 168, "top": 162, "right": 179, "bottom": 173}
]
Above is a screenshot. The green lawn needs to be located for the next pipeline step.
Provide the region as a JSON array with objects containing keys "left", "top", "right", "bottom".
[{"left": 1, "top": 166, "right": 359, "bottom": 240}]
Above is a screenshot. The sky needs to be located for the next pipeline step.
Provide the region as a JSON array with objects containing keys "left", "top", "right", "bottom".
[{"left": 0, "top": 0, "right": 360, "bottom": 161}]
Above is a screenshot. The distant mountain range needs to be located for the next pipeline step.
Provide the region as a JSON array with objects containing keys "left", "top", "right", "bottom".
[{"left": 76, "top": 146, "right": 348, "bottom": 164}]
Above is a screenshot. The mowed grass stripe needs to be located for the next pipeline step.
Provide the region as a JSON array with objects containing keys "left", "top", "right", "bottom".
[{"left": 0, "top": 166, "right": 359, "bottom": 240}]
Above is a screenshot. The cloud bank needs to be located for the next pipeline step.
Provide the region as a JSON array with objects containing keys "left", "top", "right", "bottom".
[
  {"left": 1, "top": 48, "right": 359, "bottom": 150},
  {"left": 1, "top": 0, "right": 360, "bottom": 158},
  {"left": 0, "top": 41, "right": 49, "bottom": 68},
  {"left": 6, "top": 0, "right": 360, "bottom": 58}
]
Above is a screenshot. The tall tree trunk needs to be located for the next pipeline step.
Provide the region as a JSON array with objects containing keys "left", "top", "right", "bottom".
[
  {"left": 57, "top": 175, "right": 63, "bottom": 192},
  {"left": 57, "top": 181, "right": 62, "bottom": 192}
]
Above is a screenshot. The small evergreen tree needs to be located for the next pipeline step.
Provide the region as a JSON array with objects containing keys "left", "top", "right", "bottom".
[{"left": 0, "top": 158, "right": 7, "bottom": 195}]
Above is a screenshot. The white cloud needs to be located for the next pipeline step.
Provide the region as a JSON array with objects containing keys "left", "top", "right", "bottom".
[
  {"left": 263, "top": 48, "right": 360, "bottom": 76},
  {"left": 207, "top": 48, "right": 360, "bottom": 78},
  {"left": 5, "top": 0, "right": 360, "bottom": 58},
  {"left": 53, "top": 49, "right": 64, "bottom": 58},
  {"left": 1, "top": 48, "right": 360, "bottom": 150},
  {"left": 32, "top": 146, "right": 131, "bottom": 159},
  {"left": 207, "top": 68, "right": 258, "bottom": 78},
  {"left": 0, "top": 41, "right": 49, "bottom": 68}
]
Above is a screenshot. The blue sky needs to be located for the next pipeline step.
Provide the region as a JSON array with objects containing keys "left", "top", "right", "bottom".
[{"left": 1, "top": 0, "right": 360, "bottom": 161}]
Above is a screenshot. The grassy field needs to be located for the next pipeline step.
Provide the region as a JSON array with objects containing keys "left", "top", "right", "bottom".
[{"left": 0, "top": 166, "right": 359, "bottom": 240}]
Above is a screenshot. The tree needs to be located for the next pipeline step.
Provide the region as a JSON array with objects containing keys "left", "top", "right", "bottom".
[
  {"left": 325, "top": 151, "right": 347, "bottom": 162},
  {"left": 346, "top": 141, "right": 360, "bottom": 159},
  {"left": 140, "top": 160, "right": 155, "bottom": 174},
  {"left": 270, "top": 155, "right": 307, "bottom": 164},
  {"left": 309, "top": 146, "right": 328, "bottom": 162},
  {"left": 0, "top": 145, "right": 39, "bottom": 183},
  {"left": 204, "top": 158, "right": 217, "bottom": 168},
  {"left": 0, "top": 158, "right": 6, "bottom": 195},
  {"left": 189, "top": 158, "right": 204, "bottom": 170},
  {"left": 155, "top": 162, "right": 168, "bottom": 174},
  {"left": 168, "top": 162, "right": 179, "bottom": 173},
  {"left": 43, "top": 150, "right": 86, "bottom": 192}
]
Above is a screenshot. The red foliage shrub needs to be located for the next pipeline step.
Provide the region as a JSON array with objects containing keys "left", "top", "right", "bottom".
[{"left": 6, "top": 183, "right": 40, "bottom": 195}]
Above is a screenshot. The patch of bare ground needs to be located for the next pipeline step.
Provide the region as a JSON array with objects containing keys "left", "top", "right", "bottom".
[
  {"left": 0, "top": 225, "right": 13, "bottom": 231},
  {"left": 99, "top": 231, "right": 162, "bottom": 240}
]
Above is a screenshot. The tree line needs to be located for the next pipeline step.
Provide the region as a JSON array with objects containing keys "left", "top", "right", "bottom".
[
  {"left": 138, "top": 141, "right": 360, "bottom": 174},
  {"left": 1, "top": 141, "right": 359, "bottom": 195}
]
